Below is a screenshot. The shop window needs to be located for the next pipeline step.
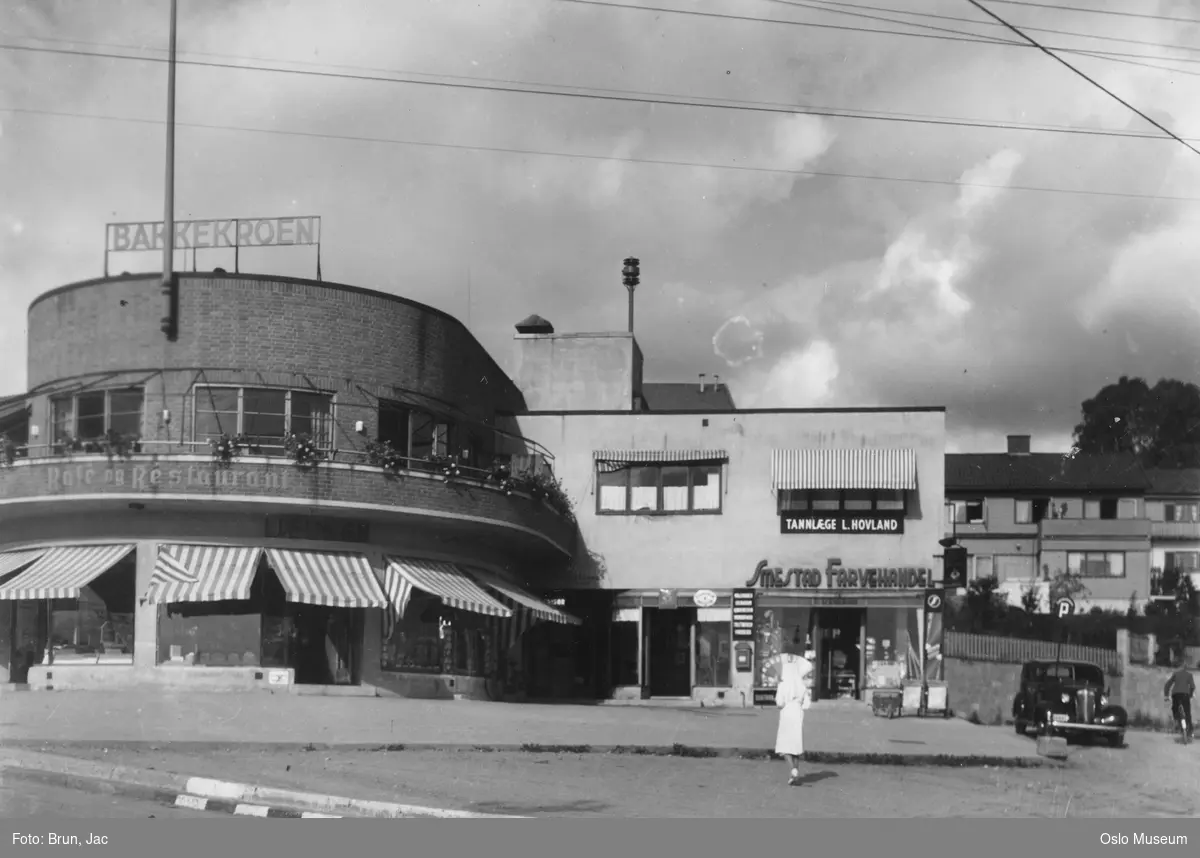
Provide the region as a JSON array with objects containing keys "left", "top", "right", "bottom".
[
  {"left": 780, "top": 489, "right": 909, "bottom": 515},
  {"left": 46, "top": 553, "right": 137, "bottom": 665},
  {"left": 597, "top": 463, "right": 724, "bottom": 515},
  {"left": 864, "top": 608, "right": 921, "bottom": 689},
  {"left": 753, "top": 604, "right": 812, "bottom": 688},
  {"left": 1067, "top": 551, "right": 1125, "bottom": 578},
  {"left": 50, "top": 388, "right": 145, "bottom": 449},
  {"left": 609, "top": 620, "right": 639, "bottom": 686},
  {"left": 192, "top": 386, "right": 333, "bottom": 454},
  {"left": 694, "top": 622, "right": 731, "bottom": 687},
  {"left": 381, "top": 593, "right": 447, "bottom": 674}
]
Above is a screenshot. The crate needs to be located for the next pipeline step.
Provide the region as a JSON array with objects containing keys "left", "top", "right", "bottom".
[{"left": 871, "top": 689, "right": 902, "bottom": 719}]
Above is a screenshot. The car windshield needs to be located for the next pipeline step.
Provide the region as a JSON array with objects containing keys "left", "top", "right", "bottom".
[{"left": 1034, "top": 663, "right": 1104, "bottom": 685}]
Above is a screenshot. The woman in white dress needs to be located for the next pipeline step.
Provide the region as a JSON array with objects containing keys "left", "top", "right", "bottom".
[{"left": 774, "top": 628, "right": 815, "bottom": 786}]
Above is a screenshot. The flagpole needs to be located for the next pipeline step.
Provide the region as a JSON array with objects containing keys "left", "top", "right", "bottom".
[{"left": 163, "top": 0, "right": 177, "bottom": 288}]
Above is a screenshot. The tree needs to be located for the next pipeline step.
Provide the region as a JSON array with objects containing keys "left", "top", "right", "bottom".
[
  {"left": 1048, "top": 567, "right": 1090, "bottom": 607},
  {"left": 1072, "top": 376, "right": 1200, "bottom": 467}
]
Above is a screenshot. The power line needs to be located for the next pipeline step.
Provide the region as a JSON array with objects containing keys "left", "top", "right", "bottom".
[
  {"left": 0, "top": 40, "right": 1181, "bottom": 142},
  {"left": 5, "top": 104, "right": 1200, "bottom": 204},
  {"left": 985, "top": 0, "right": 1200, "bottom": 26},
  {"left": 791, "top": 0, "right": 1200, "bottom": 56},
  {"left": 964, "top": 0, "right": 1200, "bottom": 158},
  {"left": 560, "top": 0, "right": 1200, "bottom": 66}
]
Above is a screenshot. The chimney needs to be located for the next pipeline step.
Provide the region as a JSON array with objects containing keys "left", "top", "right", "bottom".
[
  {"left": 1007, "top": 435, "right": 1031, "bottom": 455},
  {"left": 699, "top": 373, "right": 707, "bottom": 393},
  {"left": 515, "top": 314, "right": 554, "bottom": 335},
  {"left": 713, "top": 374, "right": 720, "bottom": 389}
]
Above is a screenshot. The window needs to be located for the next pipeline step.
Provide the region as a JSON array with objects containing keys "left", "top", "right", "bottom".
[
  {"left": 995, "top": 555, "right": 1036, "bottom": 582},
  {"left": 193, "top": 386, "right": 333, "bottom": 454},
  {"left": 597, "top": 463, "right": 724, "bottom": 515},
  {"left": 1015, "top": 498, "right": 1050, "bottom": 524},
  {"left": 948, "top": 499, "right": 984, "bottom": 524},
  {"left": 973, "top": 555, "right": 994, "bottom": 581},
  {"left": 50, "top": 388, "right": 145, "bottom": 446},
  {"left": 1165, "top": 503, "right": 1200, "bottom": 523},
  {"left": 1165, "top": 551, "right": 1200, "bottom": 572},
  {"left": 46, "top": 552, "right": 138, "bottom": 666},
  {"left": 694, "top": 622, "right": 731, "bottom": 687},
  {"left": 1082, "top": 499, "right": 1119, "bottom": 520},
  {"left": 864, "top": 608, "right": 921, "bottom": 688},
  {"left": 377, "top": 400, "right": 410, "bottom": 454},
  {"left": 781, "top": 490, "right": 908, "bottom": 515},
  {"left": 1067, "top": 551, "right": 1126, "bottom": 578}
]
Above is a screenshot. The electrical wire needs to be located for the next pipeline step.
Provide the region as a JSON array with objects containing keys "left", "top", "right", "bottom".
[
  {"left": 984, "top": 0, "right": 1200, "bottom": 26},
  {"left": 964, "top": 0, "right": 1200, "bottom": 158},
  {"left": 5, "top": 104, "right": 1200, "bottom": 204},
  {"left": 0, "top": 41, "right": 1187, "bottom": 142}
]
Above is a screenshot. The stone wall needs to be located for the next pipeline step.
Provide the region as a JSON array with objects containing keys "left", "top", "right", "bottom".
[{"left": 944, "top": 657, "right": 1023, "bottom": 725}]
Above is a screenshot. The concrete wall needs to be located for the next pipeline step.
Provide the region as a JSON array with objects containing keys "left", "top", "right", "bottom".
[
  {"left": 517, "top": 409, "right": 946, "bottom": 591},
  {"left": 509, "top": 332, "right": 637, "bottom": 412}
]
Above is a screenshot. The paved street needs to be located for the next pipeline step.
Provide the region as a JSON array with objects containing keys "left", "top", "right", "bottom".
[
  {"left": 0, "top": 779, "right": 209, "bottom": 819},
  {"left": 24, "top": 730, "right": 1199, "bottom": 818}
]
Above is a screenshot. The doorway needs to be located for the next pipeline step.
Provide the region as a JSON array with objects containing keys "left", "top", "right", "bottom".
[
  {"left": 645, "top": 606, "right": 696, "bottom": 697},
  {"left": 815, "top": 608, "right": 865, "bottom": 700},
  {"left": 287, "top": 605, "right": 362, "bottom": 686}
]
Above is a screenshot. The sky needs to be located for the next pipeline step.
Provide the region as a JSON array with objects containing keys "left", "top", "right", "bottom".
[{"left": 2, "top": 0, "right": 1200, "bottom": 454}]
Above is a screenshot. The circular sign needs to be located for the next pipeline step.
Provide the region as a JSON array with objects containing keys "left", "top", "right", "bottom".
[
  {"left": 1054, "top": 597, "right": 1076, "bottom": 619},
  {"left": 693, "top": 589, "right": 718, "bottom": 608},
  {"left": 924, "top": 591, "right": 943, "bottom": 612}
]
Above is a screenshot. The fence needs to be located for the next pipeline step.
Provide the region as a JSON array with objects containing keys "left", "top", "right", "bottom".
[{"left": 943, "top": 630, "right": 1122, "bottom": 675}]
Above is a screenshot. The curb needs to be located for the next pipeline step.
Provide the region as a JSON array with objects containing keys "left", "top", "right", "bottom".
[
  {"left": 0, "top": 748, "right": 526, "bottom": 819},
  {"left": 1, "top": 767, "right": 340, "bottom": 818},
  {"left": 3, "top": 740, "right": 1047, "bottom": 769}
]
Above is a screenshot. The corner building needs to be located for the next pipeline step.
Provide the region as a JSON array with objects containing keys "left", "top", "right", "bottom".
[{"left": 0, "top": 272, "right": 947, "bottom": 705}]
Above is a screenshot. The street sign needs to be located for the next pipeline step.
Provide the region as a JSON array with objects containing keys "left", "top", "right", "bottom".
[
  {"left": 1054, "top": 597, "right": 1076, "bottom": 619},
  {"left": 924, "top": 589, "right": 945, "bottom": 613}
]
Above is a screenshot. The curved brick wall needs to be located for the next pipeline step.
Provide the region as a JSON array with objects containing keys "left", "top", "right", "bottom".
[{"left": 27, "top": 274, "right": 525, "bottom": 420}]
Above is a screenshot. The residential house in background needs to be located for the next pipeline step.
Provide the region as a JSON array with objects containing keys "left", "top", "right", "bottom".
[
  {"left": 945, "top": 435, "right": 1152, "bottom": 612},
  {"left": 1145, "top": 468, "right": 1200, "bottom": 602}
]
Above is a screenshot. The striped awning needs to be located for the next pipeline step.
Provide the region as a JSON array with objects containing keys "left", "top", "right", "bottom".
[
  {"left": 264, "top": 548, "right": 388, "bottom": 609},
  {"left": 0, "top": 549, "right": 46, "bottom": 583},
  {"left": 384, "top": 557, "right": 512, "bottom": 618},
  {"left": 594, "top": 449, "right": 727, "bottom": 473},
  {"left": 469, "top": 568, "right": 581, "bottom": 625},
  {"left": 0, "top": 544, "right": 135, "bottom": 601},
  {"left": 144, "top": 545, "right": 263, "bottom": 604},
  {"left": 771, "top": 448, "right": 917, "bottom": 491}
]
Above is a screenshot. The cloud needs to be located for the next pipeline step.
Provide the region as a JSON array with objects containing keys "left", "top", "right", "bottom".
[{"left": 740, "top": 339, "right": 840, "bottom": 409}]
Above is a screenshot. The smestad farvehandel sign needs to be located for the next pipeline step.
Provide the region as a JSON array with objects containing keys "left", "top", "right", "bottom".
[
  {"left": 745, "top": 559, "right": 933, "bottom": 590},
  {"left": 780, "top": 511, "right": 904, "bottom": 535},
  {"left": 105, "top": 216, "right": 320, "bottom": 252}
]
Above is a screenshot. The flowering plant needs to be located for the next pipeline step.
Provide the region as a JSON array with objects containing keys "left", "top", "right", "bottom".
[
  {"left": 365, "top": 439, "right": 406, "bottom": 473},
  {"left": 1, "top": 433, "right": 16, "bottom": 467},
  {"left": 209, "top": 433, "right": 245, "bottom": 463},
  {"left": 103, "top": 430, "right": 141, "bottom": 460},
  {"left": 490, "top": 463, "right": 574, "bottom": 521},
  {"left": 425, "top": 453, "right": 462, "bottom": 482},
  {"left": 283, "top": 431, "right": 325, "bottom": 467}
]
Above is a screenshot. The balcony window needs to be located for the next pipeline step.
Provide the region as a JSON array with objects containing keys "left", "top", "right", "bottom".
[
  {"left": 193, "top": 386, "right": 333, "bottom": 454},
  {"left": 377, "top": 401, "right": 410, "bottom": 454},
  {"left": 1165, "top": 503, "right": 1200, "bottom": 523},
  {"left": 1165, "top": 551, "right": 1199, "bottom": 573},
  {"left": 1067, "top": 551, "right": 1125, "bottom": 578},
  {"left": 597, "top": 463, "right": 724, "bottom": 515},
  {"left": 1083, "top": 499, "right": 1120, "bottom": 520},
  {"left": 948, "top": 499, "right": 984, "bottom": 524},
  {"left": 1015, "top": 498, "right": 1049, "bottom": 524},
  {"left": 50, "top": 387, "right": 145, "bottom": 447},
  {"left": 781, "top": 490, "right": 908, "bottom": 515}
]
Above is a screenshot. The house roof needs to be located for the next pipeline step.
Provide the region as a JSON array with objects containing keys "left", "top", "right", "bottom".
[
  {"left": 945, "top": 452, "right": 1149, "bottom": 493},
  {"left": 1145, "top": 468, "right": 1200, "bottom": 497},
  {"left": 639, "top": 382, "right": 737, "bottom": 413}
]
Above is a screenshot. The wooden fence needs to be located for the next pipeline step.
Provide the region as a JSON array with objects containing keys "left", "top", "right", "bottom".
[{"left": 944, "top": 630, "right": 1122, "bottom": 675}]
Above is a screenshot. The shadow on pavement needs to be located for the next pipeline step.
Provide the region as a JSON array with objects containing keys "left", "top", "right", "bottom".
[
  {"left": 469, "top": 798, "right": 612, "bottom": 815},
  {"left": 794, "top": 770, "right": 838, "bottom": 786}
]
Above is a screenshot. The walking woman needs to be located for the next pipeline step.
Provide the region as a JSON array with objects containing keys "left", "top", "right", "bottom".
[{"left": 775, "top": 626, "right": 815, "bottom": 786}]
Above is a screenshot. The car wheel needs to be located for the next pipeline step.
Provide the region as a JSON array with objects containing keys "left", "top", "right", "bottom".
[{"left": 1107, "top": 732, "right": 1124, "bottom": 748}]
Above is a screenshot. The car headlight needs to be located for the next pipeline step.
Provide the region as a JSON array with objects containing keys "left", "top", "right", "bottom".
[
  {"left": 1061, "top": 693, "right": 1070, "bottom": 704},
  {"left": 1100, "top": 694, "right": 1108, "bottom": 707}
]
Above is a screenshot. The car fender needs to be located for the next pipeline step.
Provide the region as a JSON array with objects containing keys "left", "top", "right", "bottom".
[{"left": 1098, "top": 704, "right": 1128, "bottom": 726}]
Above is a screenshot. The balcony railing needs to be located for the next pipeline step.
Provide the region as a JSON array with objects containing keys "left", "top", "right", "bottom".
[
  {"left": 1151, "top": 521, "right": 1200, "bottom": 541},
  {"left": 1038, "top": 517, "right": 1152, "bottom": 539}
]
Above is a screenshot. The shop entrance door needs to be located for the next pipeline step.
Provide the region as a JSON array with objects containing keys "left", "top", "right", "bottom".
[
  {"left": 815, "top": 608, "right": 865, "bottom": 700},
  {"left": 289, "top": 606, "right": 361, "bottom": 686},
  {"left": 645, "top": 607, "right": 695, "bottom": 697}
]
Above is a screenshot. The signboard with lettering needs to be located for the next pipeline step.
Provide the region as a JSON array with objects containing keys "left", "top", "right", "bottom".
[
  {"left": 780, "top": 512, "right": 904, "bottom": 535},
  {"left": 745, "top": 559, "right": 933, "bottom": 591},
  {"left": 731, "top": 589, "right": 756, "bottom": 640},
  {"left": 753, "top": 688, "right": 776, "bottom": 706},
  {"left": 44, "top": 462, "right": 292, "bottom": 493}
]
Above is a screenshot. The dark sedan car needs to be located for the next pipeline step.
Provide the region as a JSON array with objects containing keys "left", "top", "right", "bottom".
[{"left": 1012, "top": 659, "right": 1127, "bottom": 747}]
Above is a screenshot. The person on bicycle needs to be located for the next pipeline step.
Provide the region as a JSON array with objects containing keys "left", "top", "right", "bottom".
[{"left": 1164, "top": 660, "right": 1195, "bottom": 739}]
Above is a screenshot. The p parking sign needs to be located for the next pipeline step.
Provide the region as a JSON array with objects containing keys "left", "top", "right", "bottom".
[{"left": 1054, "top": 597, "right": 1076, "bottom": 619}]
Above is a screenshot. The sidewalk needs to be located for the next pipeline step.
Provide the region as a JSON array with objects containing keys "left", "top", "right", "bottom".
[{"left": 0, "top": 688, "right": 1043, "bottom": 766}]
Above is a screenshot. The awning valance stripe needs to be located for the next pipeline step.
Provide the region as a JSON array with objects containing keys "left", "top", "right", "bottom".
[
  {"left": 0, "top": 549, "right": 46, "bottom": 582},
  {"left": 384, "top": 557, "right": 512, "bottom": 618},
  {"left": 144, "top": 545, "right": 263, "bottom": 604},
  {"left": 594, "top": 449, "right": 727, "bottom": 472},
  {"left": 0, "top": 544, "right": 135, "bottom": 601},
  {"left": 771, "top": 449, "right": 917, "bottom": 491},
  {"left": 469, "top": 568, "right": 580, "bottom": 625},
  {"left": 264, "top": 548, "right": 388, "bottom": 609}
]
